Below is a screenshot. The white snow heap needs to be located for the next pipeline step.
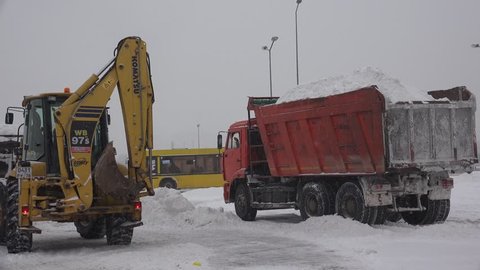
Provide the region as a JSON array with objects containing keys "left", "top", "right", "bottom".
[
  {"left": 277, "top": 67, "right": 431, "bottom": 104},
  {"left": 142, "top": 187, "right": 237, "bottom": 228},
  {"left": 0, "top": 124, "right": 18, "bottom": 142}
]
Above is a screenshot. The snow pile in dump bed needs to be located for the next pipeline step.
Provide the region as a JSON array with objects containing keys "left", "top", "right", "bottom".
[
  {"left": 277, "top": 67, "right": 431, "bottom": 104},
  {"left": 142, "top": 187, "right": 237, "bottom": 228}
]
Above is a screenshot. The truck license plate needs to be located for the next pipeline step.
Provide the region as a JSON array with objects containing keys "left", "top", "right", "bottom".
[{"left": 17, "top": 166, "right": 32, "bottom": 179}]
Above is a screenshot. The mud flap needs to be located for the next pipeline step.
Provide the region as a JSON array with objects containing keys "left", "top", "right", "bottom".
[{"left": 94, "top": 143, "right": 144, "bottom": 200}]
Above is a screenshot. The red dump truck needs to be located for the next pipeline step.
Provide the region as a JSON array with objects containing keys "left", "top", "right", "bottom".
[{"left": 218, "top": 86, "right": 477, "bottom": 225}]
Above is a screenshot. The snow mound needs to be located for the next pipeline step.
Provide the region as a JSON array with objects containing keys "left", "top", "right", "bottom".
[
  {"left": 277, "top": 67, "right": 431, "bottom": 104},
  {"left": 142, "top": 188, "right": 237, "bottom": 228},
  {"left": 294, "top": 215, "right": 378, "bottom": 239},
  {"left": 0, "top": 124, "right": 18, "bottom": 142}
]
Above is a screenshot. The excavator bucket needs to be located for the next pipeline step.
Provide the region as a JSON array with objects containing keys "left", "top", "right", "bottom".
[{"left": 94, "top": 143, "right": 137, "bottom": 200}]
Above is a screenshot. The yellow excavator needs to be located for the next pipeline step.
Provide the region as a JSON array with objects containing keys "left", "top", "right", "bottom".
[{"left": 0, "top": 36, "right": 155, "bottom": 253}]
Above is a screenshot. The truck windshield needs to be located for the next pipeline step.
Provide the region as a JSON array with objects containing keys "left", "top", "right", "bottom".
[{"left": 24, "top": 99, "right": 45, "bottom": 161}]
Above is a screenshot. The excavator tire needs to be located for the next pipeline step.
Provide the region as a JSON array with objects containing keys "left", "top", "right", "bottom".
[
  {"left": 6, "top": 177, "right": 32, "bottom": 253},
  {"left": 74, "top": 218, "right": 106, "bottom": 239},
  {"left": 106, "top": 215, "right": 133, "bottom": 245},
  {"left": 0, "top": 181, "right": 6, "bottom": 245}
]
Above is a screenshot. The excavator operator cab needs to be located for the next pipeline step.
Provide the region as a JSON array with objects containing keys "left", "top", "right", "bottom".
[{"left": 6, "top": 93, "right": 109, "bottom": 176}]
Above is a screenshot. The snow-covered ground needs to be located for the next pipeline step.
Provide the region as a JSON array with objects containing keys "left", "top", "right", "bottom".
[{"left": 1, "top": 172, "right": 479, "bottom": 270}]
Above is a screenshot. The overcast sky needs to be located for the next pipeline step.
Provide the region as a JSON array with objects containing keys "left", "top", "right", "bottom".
[{"left": 1, "top": 0, "right": 480, "bottom": 156}]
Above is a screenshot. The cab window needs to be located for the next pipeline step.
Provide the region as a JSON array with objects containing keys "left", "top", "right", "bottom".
[{"left": 227, "top": 132, "right": 240, "bottom": 149}]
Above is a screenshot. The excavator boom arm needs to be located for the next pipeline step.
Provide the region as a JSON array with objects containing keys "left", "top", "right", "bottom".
[{"left": 54, "top": 37, "right": 155, "bottom": 212}]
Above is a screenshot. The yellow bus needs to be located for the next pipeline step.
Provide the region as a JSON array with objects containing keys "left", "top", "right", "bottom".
[{"left": 150, "top": 148, "right": 224, "bottom": 189}]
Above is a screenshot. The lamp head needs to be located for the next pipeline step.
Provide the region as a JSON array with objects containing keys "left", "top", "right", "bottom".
[
  {"left": 271, "top": 36, "right": 279, "bottom": 42},
  {"left": 262, "top": 45, "right": 268, "bottom": 50},
  {"left": 471, "top": 44, "right": 480, "bottom": 48},
  {"left": 297, "top": 0, "right": 302, "bottom": 4}
]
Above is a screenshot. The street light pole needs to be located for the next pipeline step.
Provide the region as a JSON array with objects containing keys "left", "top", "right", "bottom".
[
  {"left": 197, "top": 124, "right": 200, "bottom": 148},
  {"left": 263, "top": 36, "right": 279, "bottom": 97},
  {"left": 295, "top": 0, "right": 302, "bottom": 85}
]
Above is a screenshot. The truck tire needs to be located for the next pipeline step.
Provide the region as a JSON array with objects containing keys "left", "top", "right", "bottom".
[
  {"left": 0, "top": 182, "right": 6, "bottom": 244},
  {"left": 335, "top": 182, "right": 374, "bottom": 224},
  {"left": 373, "top": 206, "right": 387, "bottom": 225},
  {"left": 299, "top": 182, "right": 328, "bottom": 220},
  {"left": 434, "top": 199, "right": 450, "bottom": 223},
  {"left": 368, "top": 207, "right": 379, "bottom": 225},
  {"left": 6, "top": 177, "right": 32, "bottom": 253},
  {"left": 385, "top": 212, "right": 402, "bottom": 223},
  {"left": 75, "top": 218, "right": 106, "bottom": 239},
  {"left": 401, "top": 196, "right": 446, "bottom": 225},
  {"left": 106, "top": 215, "right": 133, "bottom": 245},
  {"left": 160, "top": 178, "right": 177, "bottom": 189},
  {"left": 234, "top": 183, "right": 257, "bottom": 221}
]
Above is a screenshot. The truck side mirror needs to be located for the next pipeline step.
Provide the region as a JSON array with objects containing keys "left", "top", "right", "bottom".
[
  {"left": 217, "top": 134, "right": 223, "bottom": 149},
  {"left": 5, "top": 112, "right": 13, "bottom": 124}
]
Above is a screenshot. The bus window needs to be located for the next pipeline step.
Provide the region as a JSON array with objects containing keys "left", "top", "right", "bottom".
[{"left": 151, "top": 148, "right": 224, "bottom": 189}]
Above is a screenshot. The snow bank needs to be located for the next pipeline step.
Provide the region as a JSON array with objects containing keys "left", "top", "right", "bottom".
[
  {"left": 142, "top": 188, "right": 237, "bottom": 228},
  {"left": 0, "top": 124, "right": 18, "bottom": 142},
  {"left": 294, "top": 215, "right": 377, "bottom": 238},
  {"left": 277, "top": 67, "right": 431, "bottom": 104}
]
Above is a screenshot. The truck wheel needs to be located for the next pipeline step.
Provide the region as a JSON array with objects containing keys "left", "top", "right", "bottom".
[
  {"left": 160, "top": 178, "right": 177, "bottom": 189},
  {"left": 435, "top": 199, "right": 450, "bottom": 223},
  {"left": 6, "top": 177, "right": 32, "bottom": 253},
  {"left": 74, "top": 218, "right": 106, "bottom": 239},
  {"left": 385, "top": 212, "right": 402, "bottom": 222},
  {"left": 373, "top": 206, "right": 387, "bottom": 225},
  {"left": 0, "top": 182, "right": 6, "bottom": 244},
  {"left": 106, "top": 215, "right": 133, "bottom": 245},
  {"left": 401, "top": 196, "right": 442, "bottom": 225},
  {"left": 234, "top": 183, "right": 257, "bottom": 221},
  {"left": 299, "top": 182, "right": 328, "bottom": 220},
  {"left": 368, "top": 207, "right": 379, "bottom": 225},
  {"left": 335, "top": 182, "right": 374, "bottom": 224}
]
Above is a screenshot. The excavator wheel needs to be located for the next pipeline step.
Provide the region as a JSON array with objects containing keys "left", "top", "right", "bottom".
[
  {"left": 74, "top": 218, "right": 106, "bottom": 239},
  {"left": 5, "top": 177, "right": 32, "bottom": 253},
  {"left": 0, "top": 181, "right": 6, "bottom": 245},
  {"left": 106, "top": 215, "right": 133, "bottom": 245}
]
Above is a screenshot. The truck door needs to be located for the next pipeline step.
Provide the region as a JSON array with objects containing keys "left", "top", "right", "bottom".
[{"left": 223, "top": 131, "right": 242, "bottom": 181}]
